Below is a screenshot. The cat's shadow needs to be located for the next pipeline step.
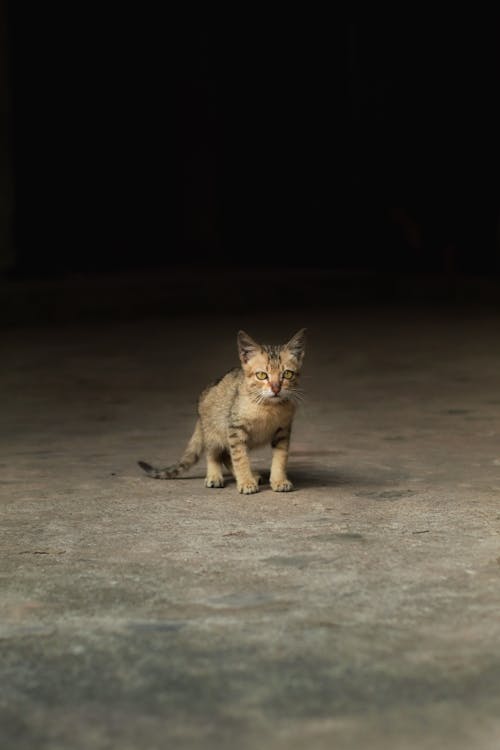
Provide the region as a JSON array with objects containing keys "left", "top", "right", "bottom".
[
  {"left": 173, "top": 461, "right": 404, "bottom": 491},
  {"left": 288, "top": 463, "right": 405, "bottom": 490}
]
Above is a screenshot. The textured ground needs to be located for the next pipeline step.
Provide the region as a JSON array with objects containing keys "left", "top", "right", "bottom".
[{"left": 2, "top": 307, "right": 500, "bottom": 749}]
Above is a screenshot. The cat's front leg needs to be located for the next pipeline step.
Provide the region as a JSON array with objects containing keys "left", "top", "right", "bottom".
[
  {"left": 205, "top": 449, "right": 225, "bottom": 488},
  {"left": 228, "top": 424, "right": 259, "bottom": 494},
  {"left": 270, "top": 427, "right": 293, "bottom": 492}
]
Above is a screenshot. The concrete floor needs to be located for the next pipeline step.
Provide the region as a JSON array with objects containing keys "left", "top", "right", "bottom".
[{"left": 2, "top": 306, "right": 500, "bottom": 749}]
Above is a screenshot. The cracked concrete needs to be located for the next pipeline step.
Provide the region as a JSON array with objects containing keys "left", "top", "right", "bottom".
[{"left": 2, "top": 305, "right": 500, "bottom": 749}]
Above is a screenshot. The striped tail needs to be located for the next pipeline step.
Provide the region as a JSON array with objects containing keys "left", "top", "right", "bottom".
[{"left": 138, "top": 420, "right": 204, "bottom": 479}]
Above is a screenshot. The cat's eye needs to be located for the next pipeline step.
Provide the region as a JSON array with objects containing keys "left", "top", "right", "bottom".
[
  {"left": 255, "top": 371, "right": 268, "bottom": 380},
  {"left": 282, "top": 370, "right": 294, "bottom": 380}
]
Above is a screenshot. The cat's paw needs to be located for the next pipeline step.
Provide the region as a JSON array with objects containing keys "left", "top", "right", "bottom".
[
  {"left": 205, "top": 476, "right": 225, "bottom": 488},
  {"left": 271, "top": 478, "right": 294, "bottom": 492},
  {"left": 253, "top": 473, "right": 262, "bottom": 485},
  {"left": 238, "top": 480, "right": 260, "bottom": 495}
]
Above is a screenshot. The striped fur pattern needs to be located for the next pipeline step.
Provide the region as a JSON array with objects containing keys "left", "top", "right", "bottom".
[{"left": 138, "top": 329, "right": 306, "bottom": 494}]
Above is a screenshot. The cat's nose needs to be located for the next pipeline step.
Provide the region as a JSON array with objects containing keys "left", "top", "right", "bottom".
[{"left": 270, "top": 382, "right": 281, "bottom": 395}]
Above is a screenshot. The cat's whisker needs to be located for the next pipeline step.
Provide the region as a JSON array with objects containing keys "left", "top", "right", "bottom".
[{"left": 253, "top": 392, "right": 267, "bottom": 405}]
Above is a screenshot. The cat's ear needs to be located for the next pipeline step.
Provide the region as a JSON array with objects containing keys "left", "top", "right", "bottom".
[
  {"left": 285, "top": 328, "right": 307, "bottom": 365},
  {"left": 238, "top": 330, "right": 261, "bottom": 364}
]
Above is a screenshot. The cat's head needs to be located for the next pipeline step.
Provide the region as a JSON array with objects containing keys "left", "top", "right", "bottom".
[{"left": 237, "top": 329, "right": 306, "bottom": 404}]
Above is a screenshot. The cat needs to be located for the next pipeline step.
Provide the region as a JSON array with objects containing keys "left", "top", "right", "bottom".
[{"left": 138, "top": 328, "right": 306, "bottom": 494}]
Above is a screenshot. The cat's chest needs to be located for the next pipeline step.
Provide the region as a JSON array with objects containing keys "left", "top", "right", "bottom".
[{"left": 243, "top": 404, "right": 293, "bottom": 447}]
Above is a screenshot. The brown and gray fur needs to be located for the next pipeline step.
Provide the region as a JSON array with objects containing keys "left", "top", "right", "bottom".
[{"left": 138, "top": 329, "right": 306, "bottom": 494}]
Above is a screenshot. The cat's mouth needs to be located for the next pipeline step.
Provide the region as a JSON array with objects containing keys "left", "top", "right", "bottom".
[
  {"left": 254, "top": 390, "right": 290, "bottom": 404},
  {"left": 265, "top": 391, "right": 286, "bottom": 400}
]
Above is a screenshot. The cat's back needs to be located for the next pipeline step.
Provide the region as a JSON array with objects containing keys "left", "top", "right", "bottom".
[{"left": 199, "top": 367, "right": 242, "bottom": 415}]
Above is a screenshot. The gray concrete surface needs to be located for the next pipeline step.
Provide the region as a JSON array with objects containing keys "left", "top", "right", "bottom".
[{"left": 2, "top": 307, "right": 500, "bottom": 749}]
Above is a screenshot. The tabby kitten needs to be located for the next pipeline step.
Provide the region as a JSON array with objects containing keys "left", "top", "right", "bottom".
[{"left": 138, "top": 329, "right": 306, "bottom": 494}]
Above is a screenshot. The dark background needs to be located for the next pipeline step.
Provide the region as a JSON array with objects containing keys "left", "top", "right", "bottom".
[{"left": 1, "top": 10, "right": 500, "bottom": 283}]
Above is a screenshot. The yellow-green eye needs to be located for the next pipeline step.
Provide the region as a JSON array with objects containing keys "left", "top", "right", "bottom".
[
  {"left": 282, "top": 370, "right": 294, "bottom": 380},
  {"left": 255, "top": 371, "right": 268, "bottom": 380}
]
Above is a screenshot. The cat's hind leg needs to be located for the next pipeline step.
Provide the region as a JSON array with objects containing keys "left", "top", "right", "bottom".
[{"left": 221, "top": 450, "right": 233, "bottom": 476}]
